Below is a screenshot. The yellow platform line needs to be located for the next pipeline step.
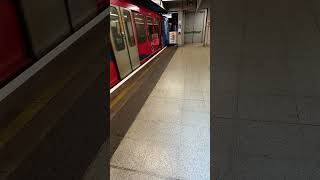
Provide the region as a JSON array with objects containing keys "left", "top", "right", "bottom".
[
  {"left": 110, "top": 51, "right": 165, "bottom": 109},
  {"left": 0, "top": 65, "right": 83, "bottom": 149}
]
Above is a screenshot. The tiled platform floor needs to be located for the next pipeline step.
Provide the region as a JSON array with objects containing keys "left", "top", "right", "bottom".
[{"left": 110, "top": 44, "right": 210, "bottom": 180}]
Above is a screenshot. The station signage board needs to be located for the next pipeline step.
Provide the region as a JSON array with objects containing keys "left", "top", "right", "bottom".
[{"left": 169, "top": 31, "right": 177, "bottom": 44}]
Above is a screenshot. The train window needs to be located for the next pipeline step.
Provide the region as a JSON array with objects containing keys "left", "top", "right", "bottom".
[
  {"left": 153, "top": 18, "right": 159, "bottom": 39},
  {"left": 146, "top": 16, "right": 153, "bottom": 40},
  {"left": 134, "top": 13, "right": 147, "bottom": 43},
  {"left": 122, "top": 9, "right": 135, "bottom": 47},
  {"left": 111, "top": 7, "right": 125, "bottom": 51}
]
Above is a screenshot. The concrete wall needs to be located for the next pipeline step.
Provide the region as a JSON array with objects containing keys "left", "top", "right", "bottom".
[
  {"left": 212, "top": 0, "right": 320, "bottom": 179},
  {"left": 203, "top": 8, "right": 210, "bottom": 46},
  {"left": 177, "top": 10, "right": 184, "bottom": 46},
  {"left": 309, "top": 0, "right": 320, "bottom": 26}
]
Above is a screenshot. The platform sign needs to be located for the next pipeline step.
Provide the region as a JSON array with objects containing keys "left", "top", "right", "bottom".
[{"left": 169, "top": 31, "right": 177, "bottom": 44}]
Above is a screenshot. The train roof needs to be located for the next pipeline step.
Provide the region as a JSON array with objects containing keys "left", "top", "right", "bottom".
[{"left": 111, "top": 0, "right": 167, "bottom": 14}]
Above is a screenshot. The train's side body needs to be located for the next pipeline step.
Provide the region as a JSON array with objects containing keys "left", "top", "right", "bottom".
[
  {"left": 110, "top": 0, "right": 164, "bottom": 88},
  {"left": 0, "top": 0, "right": 164, "bottom": 89}
]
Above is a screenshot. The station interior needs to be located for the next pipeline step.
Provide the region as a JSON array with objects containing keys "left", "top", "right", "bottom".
[{"left": 1, "top": 0, "right": 320, "bottom": 179}]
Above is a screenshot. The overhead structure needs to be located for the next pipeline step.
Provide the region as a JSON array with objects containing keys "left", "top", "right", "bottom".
[
  {"left": 132, "top": 0, "right": 168, "bottom": 14},
  {"left": 196, "top": 0, "right": 202, "bottom": 10}
]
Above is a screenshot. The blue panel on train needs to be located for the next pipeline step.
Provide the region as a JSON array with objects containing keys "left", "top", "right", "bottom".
[{"left": 162, "top": 17, "right": 169, "bottom": 46}]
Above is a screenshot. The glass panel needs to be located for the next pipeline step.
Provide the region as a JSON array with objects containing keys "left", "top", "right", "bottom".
[
  {"left": 147, "top": 16, "right": 153, "bottom": 40},
  {"left": 147, "top": 16, "right": 153, "bottom": 24},
  {"left": 153, "top": 18, "right": 159, "bottom": 39},
  {"left": 110, "top": 7, "right": 125, "bottom": 51},
  {"left": 134, "top": 12, "right": 147, "bottom": 43},
  {"left": 122, "top": 9, "right": 135, "bottom": 47}
]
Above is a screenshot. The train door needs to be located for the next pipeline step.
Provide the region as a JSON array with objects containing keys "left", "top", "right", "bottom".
[
  {"left": 133, "top": 12, "right": 150, "bottom": 63},
  {"left": 153, "top": 17, "right": 160, "bottom": 50},
  {"left": 184, "top": 12, "right": 194, "bottom": 44},
  {"left": 110, "top": 6, "right": 132, "bottom": 79},
  {"left": 109, "top": 48, "right": 119, "bottom": 88},
  {"left": 184, "top": 11, "right": 206, "bottom": 43},
  {"left": 146, "top": 16, "right": 155, "bottom": 53},
  {"left": 119, "top": 8, "right": 140, "bottom": 70},
  {"left": 193, "top": 10, "right": 205, "bottom": 43}
]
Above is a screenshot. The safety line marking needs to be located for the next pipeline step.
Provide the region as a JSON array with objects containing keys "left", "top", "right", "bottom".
[
  {"left": 0, "top": 64, "right": 83, "bottom": 149},
  {"left": 110, "top": 46, "right": 167, "bottom": 94}
]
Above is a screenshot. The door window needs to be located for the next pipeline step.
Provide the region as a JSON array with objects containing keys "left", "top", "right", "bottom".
[
  {"left": 153, "top": 18, "right": 159, "bottom": 39},
  {"left": 146, "top": 16, "right": 153, "bottom": 41},
  {"left": 110, "top": 7, "right": 125, "bottom": 51},
  {"left": 134, "top": 12, "right": 147, "bottom": 43},
  {"left": 122, "top": 9, "right": 135, "bottom": 47}
]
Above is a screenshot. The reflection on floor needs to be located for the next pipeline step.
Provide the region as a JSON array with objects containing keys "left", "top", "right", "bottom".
[{"left": 110, "top": 44, "right": 210, "bottom": 180}]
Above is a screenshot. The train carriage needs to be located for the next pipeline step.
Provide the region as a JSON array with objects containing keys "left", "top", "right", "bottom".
[
  {"left": 0, "top": 0, "right": 165, "bottom": 89},
  {"left": 109, "top": 49, "right": 120, "bottom": 88},
  {"left": 110, "top": 0, "right": 165, "bottom": 88}
]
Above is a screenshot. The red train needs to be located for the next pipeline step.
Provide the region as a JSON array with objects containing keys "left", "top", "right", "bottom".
[
  {"left": 0, "top": 0, "right": 165, "bottom": 89},
  {"left": 110, "top": 0, "right": 165, "bottom": 88}
]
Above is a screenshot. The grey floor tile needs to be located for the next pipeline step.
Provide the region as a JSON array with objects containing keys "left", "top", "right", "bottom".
[
  {"left": 181, "top": 111, "right": 210, "bottom": 127},
  {"left": 231, "top": 157, "right": 301, "bottom": 180},
  {"left": 215, "top": 118, "right": 302, "bottom": 159},
  {"left": 111, "top": 44, "right": 210, "bottom": 180},
  {"left": 135, "top": 107, "right": 182, "bottom": 124},
  {"left": 126, "top": 118, "right": 181, "bottom": 146},
  {"left": 239, "top": 123, "right": 302, "bottom": 159},
  {"left": 184, "top": 78, "right": 203, "bottom": 89},
  {"left": 200, "top": 80, "right": 210, "bottom": 93},
  {"left": 111, "top": 138, "right": 179, "bottom": 179},
  {"left": 155, "top": 79, "right": 185, "bottom": 91},
  {"left": 300, "top": 161, "right": 320, "bottom": 180},
  {"left": 144, "top": 96, "right": 182, "bottom": 110},
  {"left": 177, "top": 145, "right": 210, "bottom": 180},
  {"left": 180, "top": 125, "right": 210, "bottom": 148},
  {"left": 302, "top": 125, "right": 320, "bottom": 161},
  {"left": 182, "top": 99, "right": 209, "bottom": 113},
  {"left": 149, "top": 88, "right": 184, "bottom": 99},
  {"left": 213, "top": 119, "right": 303, "bottom": 179},
  {"left": 82, "top": 143, "right": 107, "bottom": 180},
  {"left": 297, "top": 97, "right": 320, "bottom": 125},
  {"left": 110, "top": 167, "right": 168, "bottom": 180},
  {"left": 212, "top": 93, "right": 236, "bottom": 118},
  {"left": 238, "top": 95, "right": 298, "bottom": 122},
  {"left": 183, "top": 89, "right": 205, "bottom": 101}
]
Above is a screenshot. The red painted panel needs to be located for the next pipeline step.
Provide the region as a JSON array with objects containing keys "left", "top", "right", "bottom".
[
  {"left": 111, "top": 0, "right": 163, "bottom": 65},
  {"left": 110, "top": 60, "right": 119, "bottom": 88},
  {"left": 153, "top": 38, "right": 160, "bottom": 50},
  {"left": 0, "top": 0, "right": 30, "bottom": 84}
]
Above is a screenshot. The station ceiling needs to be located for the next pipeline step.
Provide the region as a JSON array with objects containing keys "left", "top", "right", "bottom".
[{"left": 162, "top": 0, "right": 209, "bottom": 11}]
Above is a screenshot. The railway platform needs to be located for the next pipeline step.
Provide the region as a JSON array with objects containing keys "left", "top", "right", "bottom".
[
  {"left": 0, "top": 16, "right": 108, "bottom": 180},
  {"left": 108, "top": 44, "right": 210, "bottom": 180}
]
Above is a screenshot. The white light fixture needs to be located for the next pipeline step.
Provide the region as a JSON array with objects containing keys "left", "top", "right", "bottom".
[{"left": 163, "top": 14, "right": 172, "bottom": 18}]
